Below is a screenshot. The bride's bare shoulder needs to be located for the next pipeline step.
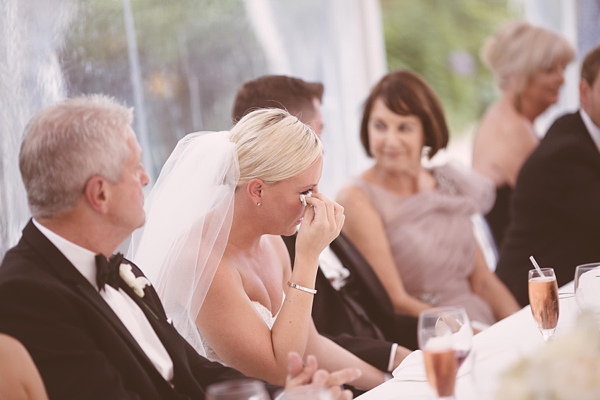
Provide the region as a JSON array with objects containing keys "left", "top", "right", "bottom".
[{"left": 211, "top": 254, "right": 243, "bottom": 288}]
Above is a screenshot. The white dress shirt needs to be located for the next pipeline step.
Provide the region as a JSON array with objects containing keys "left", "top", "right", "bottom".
[
  {"left": 580, "top": 109, "right": 600, "bottom": 153},
  {"left": 33, "top": 219, "right": 174, "bottom": 382},
  {"left": 318, "top": 245, "right": 350, "bottom": 290}
]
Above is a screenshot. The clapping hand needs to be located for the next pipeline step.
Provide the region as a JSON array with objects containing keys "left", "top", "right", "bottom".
[{"left": 284, "top": 352, "right": 360, "bottom": 400}]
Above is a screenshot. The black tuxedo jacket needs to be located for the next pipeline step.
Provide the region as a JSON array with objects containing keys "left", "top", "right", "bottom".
[
  {"left": 282, "top": 233, "right": 417, "bottom": 371},
  {"left": 496, "top": 112, "right": 600, "bottom": 306},
  {"left": 0, "top": 221, "right": 277, "bottom": 399}
]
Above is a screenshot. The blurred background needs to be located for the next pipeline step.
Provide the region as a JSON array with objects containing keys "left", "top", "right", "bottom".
[{"left": 1, "top": 0, "right": 599, "bottom": 259}]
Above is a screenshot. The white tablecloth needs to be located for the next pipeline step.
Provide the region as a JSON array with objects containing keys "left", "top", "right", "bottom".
[{"left": 357, "top": 284, "right": 578, "bottom": 400}]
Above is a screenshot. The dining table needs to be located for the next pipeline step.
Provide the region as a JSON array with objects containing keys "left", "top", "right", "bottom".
[{"left": 356, "top": 283, "right": 579, "bottom": 400}]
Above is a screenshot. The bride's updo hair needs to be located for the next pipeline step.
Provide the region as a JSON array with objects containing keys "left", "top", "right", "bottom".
[{"left": 229, "top": 108, "right": 322, "bottom": 186}]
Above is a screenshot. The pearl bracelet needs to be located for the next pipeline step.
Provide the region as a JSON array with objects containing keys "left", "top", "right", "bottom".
[{"left": 287, "top": 281, "right": 317, "bottom": 295}]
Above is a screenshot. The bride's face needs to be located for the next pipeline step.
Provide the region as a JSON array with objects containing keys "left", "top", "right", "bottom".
[{"left": 262, "top": 156, "right": 323, "bottom": 236}]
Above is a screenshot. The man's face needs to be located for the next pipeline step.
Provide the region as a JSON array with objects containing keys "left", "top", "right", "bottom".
[
  {"left": 106, "top": 131, "right": 150, "bottom": 234},
  {"left": 303, "top": 98, "right": 324, "bottom": 138},
  {"left": 581, "top": 70, "right": 600, "bottom": 128}
]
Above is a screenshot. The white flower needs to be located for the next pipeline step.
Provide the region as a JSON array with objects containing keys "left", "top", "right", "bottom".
[
  {"left": 496, "top": 312, "right": 600, "bottom": 400},
  {"left": 119, "top": 263, "right": 151, "bottom": 298}
]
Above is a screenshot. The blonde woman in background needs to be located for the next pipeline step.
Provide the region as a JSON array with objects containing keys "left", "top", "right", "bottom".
[{"left": 472, "top": 20, "right": 575, "bottom": 249}]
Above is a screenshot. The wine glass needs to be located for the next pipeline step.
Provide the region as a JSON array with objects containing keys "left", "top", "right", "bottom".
[
  {"left": 574, "top": 262, "right": 600, "bottom": 321},
  {"left": 206, "top": 379, "right": 270, "bottom": 400},
  {"left": 528, "top": 268, "right": 559, "bottom": 341},
  {"left": 419, "top": 307, "right": 469, "bottom": 400},
  {"left": 445, "top": 308, "right": 473, "bottom": 370}
]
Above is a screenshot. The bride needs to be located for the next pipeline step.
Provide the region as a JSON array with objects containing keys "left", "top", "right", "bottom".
[{"left": 130, "top": 109, "right": 386, "bottom": 389}]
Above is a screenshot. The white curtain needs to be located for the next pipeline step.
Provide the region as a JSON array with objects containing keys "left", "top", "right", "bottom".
[
  {"left": 243, "top": 0, "right": 386, "bottom": 198},
  {"left": 0, "top": 0, "right": 73, "bottom": 260}
]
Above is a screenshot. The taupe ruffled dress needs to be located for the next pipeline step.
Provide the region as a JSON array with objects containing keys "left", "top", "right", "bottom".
[{"left": 355, "top": 162, "right": 496, "bottom": 326}]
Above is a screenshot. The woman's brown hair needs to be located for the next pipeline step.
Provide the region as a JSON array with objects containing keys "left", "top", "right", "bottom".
[{"left": 360, "top": 70, "right": 449, "bottom": 158}]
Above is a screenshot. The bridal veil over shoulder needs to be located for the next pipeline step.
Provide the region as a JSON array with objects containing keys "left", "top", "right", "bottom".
[{"left": 128, "top": 131, "right": 239, "bottom": 355}]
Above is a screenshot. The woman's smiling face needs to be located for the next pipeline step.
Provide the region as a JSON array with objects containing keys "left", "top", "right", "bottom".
[
  {"left": 367, "top": 97, "right": 424, "bottom": 176},
  {"left": 522, "top": 63, "right": 567, "bottom": 111}
]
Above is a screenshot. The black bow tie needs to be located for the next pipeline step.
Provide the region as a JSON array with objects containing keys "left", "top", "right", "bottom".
[{"left": 95, "top": 253, "right": 124, "bottom": 291}]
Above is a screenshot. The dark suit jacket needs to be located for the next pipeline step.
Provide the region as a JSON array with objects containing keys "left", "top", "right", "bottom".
[
  {"left": 282, "top": 233, "right": 418, "bottom": 371},
  {"left": 0, "top": 221, "right": 277, "bottom": 399},
  {"left": 496, "top": 111, "right": 600, "bottom": 306}
]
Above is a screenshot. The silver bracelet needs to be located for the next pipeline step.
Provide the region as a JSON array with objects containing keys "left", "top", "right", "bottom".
[{"left": 287, "top": 281, "right": 317, "bottom": 295}]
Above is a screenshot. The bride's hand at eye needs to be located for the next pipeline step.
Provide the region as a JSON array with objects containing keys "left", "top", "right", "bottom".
[{"left": 296, "top": 192, "right": 345, "bottom": 260}]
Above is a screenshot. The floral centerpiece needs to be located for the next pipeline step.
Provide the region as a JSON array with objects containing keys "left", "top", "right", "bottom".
[{"left": 496, "top": 312, "right": 600, "bottom": 400}]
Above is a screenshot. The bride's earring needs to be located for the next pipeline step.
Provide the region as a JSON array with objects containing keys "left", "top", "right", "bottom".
[{"left": 257, "top": 202, "right": 261, "bottom": 206}]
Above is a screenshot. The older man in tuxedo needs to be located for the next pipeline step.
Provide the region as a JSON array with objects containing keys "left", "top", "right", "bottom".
[
  {"left": 496, "top": 44, "right": 600, "bottom": 306},
  {"left": 0, "top": 95, "right": 358, "bottom": 399}
]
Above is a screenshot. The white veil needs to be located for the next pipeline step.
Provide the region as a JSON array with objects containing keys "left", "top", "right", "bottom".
[{"left": 128, "top": 131, "right": 238, "bottom": 355}]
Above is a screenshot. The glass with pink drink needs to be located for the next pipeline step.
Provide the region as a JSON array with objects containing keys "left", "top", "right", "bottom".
[{"left": 528, "top": 267, "right": 559, "bottom": 341}]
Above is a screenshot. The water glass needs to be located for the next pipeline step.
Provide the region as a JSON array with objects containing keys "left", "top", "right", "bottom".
[
  {"left": 574, "top": 262, "right": 600, "bottom": 321},
  {"left": 528, "top": 268, "right": 559, "bottom": 341},
  {"left": 206, "top": 379, "right": 270, "bottom": 400}
]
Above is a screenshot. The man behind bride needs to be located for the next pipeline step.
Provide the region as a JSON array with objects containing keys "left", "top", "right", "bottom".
[{"left": 0, "top": 94, "right": 359, "bottom": 399}]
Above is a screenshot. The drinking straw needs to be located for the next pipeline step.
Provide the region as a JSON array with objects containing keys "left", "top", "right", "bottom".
[{"left": 529, "top": 255, "right": 543, "bottom": 274}]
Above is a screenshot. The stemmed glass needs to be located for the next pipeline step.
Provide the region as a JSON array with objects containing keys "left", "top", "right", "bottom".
[
  {"left": 206, "top": 379, "right": 270, "bottom": 400},
  {"left": 418, "top": 307, "right": 472, "bottom": 399},
  {"left": 528, "top": 268, "right": 559, "bottom": 341},
  {"left": 574, "top": 262, "right": 600, "bottom": 321},
  {"left": 446, "top": 308, "right": 473, "bottom": 371}
]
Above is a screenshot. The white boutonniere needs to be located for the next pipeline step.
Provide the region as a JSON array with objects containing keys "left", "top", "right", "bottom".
[{"left": 119, "top": 263, "right": 151, "bottom": 298}]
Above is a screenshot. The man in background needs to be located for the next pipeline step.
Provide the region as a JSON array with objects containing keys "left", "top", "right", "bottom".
[{"left": 496, "top": 45, "right": 600, "bottom": 306}]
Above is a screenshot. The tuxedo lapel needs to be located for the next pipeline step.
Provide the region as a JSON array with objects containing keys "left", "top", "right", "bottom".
[
  {"left": 21, "top": 221, "right": 171, "bottom": 386},
  {"left": 119, "top": 283, "right": 184, "bottom": 363},
  {"left": 118, "top": 281, "right": 203, "bottom": 392}
]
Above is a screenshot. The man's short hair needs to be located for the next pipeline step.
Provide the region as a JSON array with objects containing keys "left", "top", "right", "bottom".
[
  {"left": 19, "top": 95, "right": 132, "bottom": 218},
  {"left": 582, "top": 45, "right": 600, "bottom": 87},
  {"left": 232, "top": 75, "right": 323, "bottom": 123}
]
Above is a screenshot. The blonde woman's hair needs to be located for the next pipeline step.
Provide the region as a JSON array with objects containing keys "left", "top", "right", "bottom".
[
  {"left": 481, "top": 20, "right": 575, "bottom": 92},
  {"left": 19, "top": 95, "right": 132, "bottom": 218},
  {"left": 229, "top": 108, "right": 322, "bottom": 186}
]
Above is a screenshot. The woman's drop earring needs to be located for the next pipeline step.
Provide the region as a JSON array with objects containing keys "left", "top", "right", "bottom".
[{"left": 421, "top": 145, "right": 431, "bottom": 159}]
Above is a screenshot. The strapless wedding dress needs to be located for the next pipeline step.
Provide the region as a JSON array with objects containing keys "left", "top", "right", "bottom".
[{"left": 200, "top": 300, "right": 281, "bottom": 365}]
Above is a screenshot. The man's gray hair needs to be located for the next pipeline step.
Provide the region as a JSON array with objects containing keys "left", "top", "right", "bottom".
[{"left": 19, "top": 94, "right": 133, "bottom": 218}]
